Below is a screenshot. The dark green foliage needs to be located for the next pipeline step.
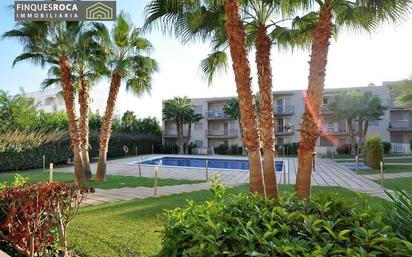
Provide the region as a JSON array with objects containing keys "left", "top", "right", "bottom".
[
  {"left": 382, "top": 142, "right": 391, "bottom": 154},
  {"left": 276, "top": 143, "right": 299, "bottom": 155},
  {"left": 363, "top": 135, "right": 384, "bottom": 169},
  {"left": 214, "top": 144, "right": 229, "bottom": 155},
  {"left": 384, "top": 190, "right": 412, "bottom": 242},
  {"left": 229, "top": 144, "right": 243, "bottom": 155},
  {"left": 160, "top": 181, "right": 412, "bottom": 257},
  {"left": 0, "top": 131, "right": 161, "bottom": 172},
  {"left": 159, "top": 144, "right": 179, "bottom": 154},
  {"left": 336, "top": 144, "right": 351, "bottom": 154}
]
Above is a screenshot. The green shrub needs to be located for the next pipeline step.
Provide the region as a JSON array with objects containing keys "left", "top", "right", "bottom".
[
  {"left": 382, "top": 141, "right": 391, "bottom": 154},
  {"left": 159, "top": 144, "right": 178, "bottom": 154},
  {"left": 0, "top": 130, "right": 161, "bottom": 172},
  {"left": 214, "top": 144, "right": 229, "bottom": 155},
  {"left": 385, "top": 190, "right": 412, "bottom": 242},
  {"left": 276, "top": 142, "right": 299, "bottom": 155},
  {"left": 159, "top": 181, "right": 412, "bottom": 257},
  {"left": 363, "top": 135, "right": 384, "bottom": 169},
  {"left": 229, "top": 144, "right": 242, "bottom": 155},
  {"left": 336, "top": 144, "right": 352, "bottom": 154}
]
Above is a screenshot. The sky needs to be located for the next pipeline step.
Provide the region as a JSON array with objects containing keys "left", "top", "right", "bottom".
[{"left": 1, "top": 0, "right": 412, "bottom": 120}]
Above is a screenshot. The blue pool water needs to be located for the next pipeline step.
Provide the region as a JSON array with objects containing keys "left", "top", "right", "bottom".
[{"left": 140, "top": 157, "right": 284, "bottom": 172}]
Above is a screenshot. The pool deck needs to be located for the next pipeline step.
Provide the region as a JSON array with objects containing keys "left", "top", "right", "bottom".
[{"left": 54, "top": 154, "right": 388, "bottom": 205}]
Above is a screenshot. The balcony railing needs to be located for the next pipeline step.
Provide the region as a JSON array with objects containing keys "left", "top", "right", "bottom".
[
  {"left": 275, "top": 125, "right": 294, "bottom": 135},
  {"left": 273, "top": 105, "right": 294, "bottom": 115},
  {"left": 163, "top": 129, "right": 189, "bottom": 137},
  {"left": 321, "top": 105, "right": 333, "bottom": 114},
  {"left": 389, "top": 120, "right": 412, "bottom": 130},
  {"left": 205, "top": 111, "right": 231, "bottom": 120},
  {"left": 206, "top": 129, "right": 238, "bottom": 137}
]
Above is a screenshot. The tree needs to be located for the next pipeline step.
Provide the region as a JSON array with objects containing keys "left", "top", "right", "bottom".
[
  {"left": 40, "top": 31, "right": 104, "bottom": 181},
  {"left": 121, "top": 111, "right": 137, "bottom": 132},
  {"left": 162, "top": 97, "right": 192, "bottom": 154},
  {"left": 294, "top": 0, "right": 412, "bottom": 199},
  {"left": 3, "top": 22, "right": 89, "bottom": 184},
  {"left": 394, "top": 79, "right": 412, "bottom": 108},
  {"left": 329, "top": 91, "right": 386, "bottom": 155},
  {"left": 93, "top": 13, "right": 159, "bottom": 182},
  {"left": 184, "top": 109, "right": 203, "bottom": 153}
]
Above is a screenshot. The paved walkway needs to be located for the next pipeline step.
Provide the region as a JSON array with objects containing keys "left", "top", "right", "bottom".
[
  {"left": 362, "top": 171, "right": 412, "bottom": 180},
  {"left": 54, "top": 155, "right": 389, "bottom": 205}
]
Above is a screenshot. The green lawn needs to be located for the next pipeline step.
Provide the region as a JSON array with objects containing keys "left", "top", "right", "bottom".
[
  {"left": 0, "top": 169, "right": 202, "bottom": 189},
  {"left": 68, "top": 185, "right": 386, "bottom": 257},
  {"left": 375, "top": 177, "right": 412, "bottom": 193},
  {"left": 357, "top": 165, "right": 412, "bottom": 175}
]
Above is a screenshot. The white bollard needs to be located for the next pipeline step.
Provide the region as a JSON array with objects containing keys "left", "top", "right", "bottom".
[
  {"left": 380, "top": 161, "right": 384, "bottom": 187},
  {"left": 355, "top": 155, "right": 359, "bottom": 174},
  {"left": 283, "top": 159, "right": 286, "bottom": 185},
  {"left": 43, "top": 155, "right": 46, "bottom": 173},
  {"left": 49, "top": 163, "right": 53, "bottom": 183},
  {"left": 138, "top": 161, "right": 142, "bottom": 177},
  {"left": 154, "top": 165, "right": 159, "bottom": 196}
]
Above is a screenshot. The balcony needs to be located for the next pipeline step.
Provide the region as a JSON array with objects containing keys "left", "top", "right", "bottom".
[
  {"left": 205, "top": 111, "right": 231, "bottom": 120},
  {"left": 321, "top": 105, "right": 334, "bottom": 114},
  {"left": 163, "top": 129, "right": 188, "bottom": 137},
  {"left": 273, "top": 105, "right": 294, "bottom": 115},
  {"left": 275, "top": 125, "right": 294, "bottom": 136},
  {"left": 388, "top": 98, "right": 407, "bottom": 109},
  {"left": 321, "top": 128, "right": 355, "bottom": 136},
  {"left": 206, "top": 129, "right": 238, "bottom": 138},
  {"left": 388, "top": 121, "right": 412, "bottom": 131}
]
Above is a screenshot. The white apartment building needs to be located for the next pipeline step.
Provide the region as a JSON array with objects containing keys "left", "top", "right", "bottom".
[
  {"left": 162, "top": 81, "right": 412, "bottom": 154},
  {"left": 24, "top": 87, "right": 108, "bottom": 114}
]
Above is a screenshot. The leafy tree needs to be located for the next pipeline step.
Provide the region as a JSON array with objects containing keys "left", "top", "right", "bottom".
[
  {"left": 394, "top": 79, "right": 412, "bottom": 108},
  {"left": 134, "top": 117, "right": 162, "bottom": 136},
  {"left": 121, "top": 111, "right": 137, "bottom": 132},
  {"left": 184, "top": 109, "right": 203, "bottom": 153},
  {"left": 92, "top": 13, "right": 159, "bottom": 182},
  {"left": 3, "top": 21, "right": 88, "bottom": 184},
  {"left": 294, "top": 0, "right": 412, "bottom": 199},
  {"left": 163, "top": 97, "right": 192, "bottom": 154}
]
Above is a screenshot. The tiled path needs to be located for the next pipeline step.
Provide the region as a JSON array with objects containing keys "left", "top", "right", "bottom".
[{"left": 54, "top": 155, "right": 389, "bottom": 205}]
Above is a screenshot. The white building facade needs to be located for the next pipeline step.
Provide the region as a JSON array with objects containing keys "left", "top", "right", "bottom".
[
  {"left": 24, "top": 87, "right": 108, "bottom": 114},
  {"left": 162, "top": 81, "right": 412, "bottom": 154}
]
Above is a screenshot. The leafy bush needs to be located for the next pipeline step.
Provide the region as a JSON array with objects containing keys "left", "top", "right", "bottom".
[
  {"left": 276, "top": 143, "right": 299, "bottom": 155},
  {"left": 363, "top": 135, "right": 384, "bottom": 169},
  {"left": 382, "top": 141, "right": 391, "bottom": 154},
  {"left": 159, "top": 181, "right": 412, "bottom": 257},
  {"left": 159, "top": 144, "right": 178, "bottom": 154},
  {"left": 385, "top": 190, "right": 412, "bottom": 242},
  {"left": 0, "top": 182, "right": 93, "bottom": 257},
  {"left": 229, "top": 144, "right": 243, "bottom": 155},
  {"left": 214, "top": 144, "right": 229, "bottom": 155},
  {"left": 0, "top": 130, "right": 161, "bottom": 172}
]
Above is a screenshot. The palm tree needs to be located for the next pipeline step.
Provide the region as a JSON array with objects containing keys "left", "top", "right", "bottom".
[
  {"left": 185, "top": 109, "right": 203, "bottom": 153},
  {"left": 121, "top": 111, "right": 137, "bottom": 132},
  {"left": 41, "top": 31, "right": 103, "bottom": 181},
  {"left": 93, "top": 13, "right": 159, "bottom": 182},
  {"left": 295, "top": 0, "right": 412, "bottom": 199},
  {"left": 162, "top": 97, "right": 192, "bottom": 154},
  {"left": 3, "top": 22, "right": 88, "bottom": 184}
]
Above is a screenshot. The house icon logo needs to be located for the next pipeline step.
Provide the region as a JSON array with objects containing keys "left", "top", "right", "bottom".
[{"left": 86, "top": 2, "right": 113, "bottom": 20}]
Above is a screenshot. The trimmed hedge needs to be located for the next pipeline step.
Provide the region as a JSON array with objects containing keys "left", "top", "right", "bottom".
[{"left": 0, "top": 130, "right": 161, "bottom": 172}]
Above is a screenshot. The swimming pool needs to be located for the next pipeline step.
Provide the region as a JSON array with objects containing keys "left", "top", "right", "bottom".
[{"left": 139, "top": 157, "right": 285, "bottom": 172}]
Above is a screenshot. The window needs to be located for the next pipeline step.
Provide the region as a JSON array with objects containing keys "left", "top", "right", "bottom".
[
  {"left": 323, "top": 96, "right": 329, "bottom": 105},
  {"left": 195, "top": 140, "right": 203, "bottom": 148},
  {"left": 369, "top": 120, "right": 379, "bottom": 126},
  {"left": 194, "top": 122, "right": 203, "bottom": 130}
]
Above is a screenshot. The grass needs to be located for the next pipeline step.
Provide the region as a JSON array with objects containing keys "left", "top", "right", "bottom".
[
  {"left": 68, "top": 184, "right": 386, "bottom": 257},
  {"left": 375, "top": 177, "right": 412, "bottom": 193},
  {"left": 0, "top": 169, "right": 202, "bottom": 189},
  {"left": 356, "top": 165, "right": 412, "bottom": 175}
]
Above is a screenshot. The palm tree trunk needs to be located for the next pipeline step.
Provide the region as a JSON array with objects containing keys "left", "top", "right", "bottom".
[
  {"left": 79, "top": 74, "right": 92, "bottom": 181},
  {"left": 187, "top": 122, "right": 192, "bottom": 154},
  {"left": 296, "top": 7, "right": 333, "bottom": 199},
  {"left": 357, "top": 119, "right": 363, "bottom": 155},
  {"left": 238, "top": 118, "right": 245, "bottom": 154},
  {"left": 347, "top": 119, "right": 356, "bottom": 155},
  {"left": 179, "top": 117, "right": 184, "bottom": 154},
  {"left": 59, "top": 55, "right": 86, "bottom": 185},
  {"left": 363, "top": 120, "right": 368, "bottom": 139},
  {"left": 225, "top": 0, "right": 265, "bottom": 196},
  {"left": 176, "top": 120, "right": 181, "bottom": 153},
  {"left": 96, "top": 71, "right": 122, "bottom": 182},
  {"left": 255, "top": 24, "right": 278, "bottom": 199}
]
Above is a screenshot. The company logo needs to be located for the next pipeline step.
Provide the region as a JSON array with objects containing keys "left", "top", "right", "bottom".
[
  {"left": 86, "top": 2, "right": 113, "bottom": 20},
  {"left": 14, "top": 0, "right": 117, "bottom": 21}
]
